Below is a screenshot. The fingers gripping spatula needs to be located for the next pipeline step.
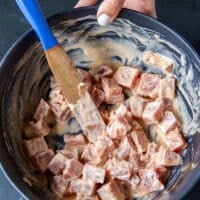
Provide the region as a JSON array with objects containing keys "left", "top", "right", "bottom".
[{"left": 15, "top": 0, "right": 106, "bottom": 140}]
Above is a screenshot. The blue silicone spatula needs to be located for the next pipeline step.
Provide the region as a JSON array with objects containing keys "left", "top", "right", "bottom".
[{"left": 15, "top": 0, "right": 80, "bottom": 104}]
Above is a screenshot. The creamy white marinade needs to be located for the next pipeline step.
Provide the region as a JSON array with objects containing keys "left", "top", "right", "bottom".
[{"left": 3, "top": 15, "right": 199, "bottom": 199}]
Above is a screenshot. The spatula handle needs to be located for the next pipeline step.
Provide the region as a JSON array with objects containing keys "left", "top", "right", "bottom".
[{"left": 15, "top": 0, "right": 58, "bottom": 50}]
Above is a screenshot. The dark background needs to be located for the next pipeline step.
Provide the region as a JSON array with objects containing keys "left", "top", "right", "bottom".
[{"left": 0, "top": 0, "right": 199, "bottom": 199}]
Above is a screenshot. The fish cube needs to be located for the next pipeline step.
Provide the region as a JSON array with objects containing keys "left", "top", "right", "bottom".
[
  {"left": 22, "top": 137, "right": 48, "bottom": 157},
  {"left": 162, "top": 127, "right": 187, "bottom": 152},
  {"left": 63, "top": 159, "right": 83, "bottom": 179},
  {"left": 24, "top": 118, "right": 51, "bottom": 139},
  {"left": 90, "top": 87, "right": 105, "bottom": 107},
  {"left": 126, "top": 95, "right": 147, "bottom": 118},
  {"left": 142, "top": 100, "right": 165, "bottom": 124},
  {"left": 97, "top": 180, "right": 125, "bottom": 200},
  {"left": 33, "top": 98, "right": 53, "bottom": 122},
  {"left": 159, "top": 78, "right": 176, "bottom": 99},
  {"left": 102, "top": 77, "right": 124, "bottom": 104},
  {"left": 58, "top": 149, "right": 79, "bottom": 160},
  {"left": 153, "top": 146, "right": 183, "bottom": 166},
  {"left": 158, "top": 111, "right": 178, "bottom": 134},
  {"left": 142, "top": 51, "right": 174, "bottom": 72},
  {"left": 48, "top": 153, "right": 68, "bottom": 175},
  {"left": 52, "top": 175, "right": 70, "bottom": 198},
  {"left": 64, "top": 134, "right": 87, "bottom": 147},
  {"left": 82, "top": 164, "right": 106, "bottom": 184},
  {"left": 114, "top": 136, "right": 137, "bottom": 160},
  {"left": 107, "top": 116, "right": 132, "bottom": 139},
  {"left": 32, "top": 149, "right": 54, "bottom": 172},
  {"left": 138, "top": 168, "right": 164, "bottom": 195},
  {"left": 70, "top": 179, "right": 97, "bottom": 197},
  {"left": 114, "top": 66, "right": 141, "bottom": 88},
  {"left": 107, "top": 158, "right": 132, "bottom": 181},
  {"left": 137, "top": 73, "right": 161, "bottom": 98},
  {"left": 130, "top": 130, "right": 149, "bottom": 153}
]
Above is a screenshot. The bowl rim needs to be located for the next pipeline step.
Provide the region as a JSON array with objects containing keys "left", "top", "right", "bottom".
[{"left": 0, "top": 6, "right": 200, "bottom": 200}]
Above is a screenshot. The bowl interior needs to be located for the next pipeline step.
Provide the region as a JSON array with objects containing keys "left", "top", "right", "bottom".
[{"left": 0, "top": 7, "right": 200, "bottom": 200}]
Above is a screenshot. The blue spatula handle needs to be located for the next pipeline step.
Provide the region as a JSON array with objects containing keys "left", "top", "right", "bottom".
[{"left": 15, "top": 0, "right": 58, "bottom": 50}]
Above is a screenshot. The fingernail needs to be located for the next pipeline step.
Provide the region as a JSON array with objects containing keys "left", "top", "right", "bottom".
[
  {"left": 97, "top": 13, "right": 111, "bottom": 26},
  {"left": 74, "top": 3, "right": 80, "bottom": 8}
]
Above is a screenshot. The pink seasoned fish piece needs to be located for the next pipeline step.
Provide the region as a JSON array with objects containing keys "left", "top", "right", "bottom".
[
  {"left": 162, "top": 127, "right": 187, "bottom": 153},
  {"left": 144, "top": 142, "right": 159, "bottom": 162},
  {"left": 159, "top": 77, "right": 176, "bottom": 99},
  {"left": 65, "top": 145, "right": 86, "bottom": 157},
  {"left": 52, "top": 175, "right": 70, "bottom": 199},
  {"left": 97, "top": 180, "right": 125, "bottom": 200},
  {"left": 126, "top": 95, "right": 147, "bottom": 118},
  {"left": 153, "top": 146, "right": 183, "bottom": 166},
  {"left": 33, "top": 98, "right": 53, "bottom": 122},
  {"left": 70, "top": 179, "right": 97, "bottom": 197},
  {"left": 49, "top": 83, "right": 71, "bottom": 121},
  {"left": 142, "top": 100, "right": 165, "bottom": 124},
  {"left": 48, "top": 153, "right": 68, "bottom": 175},
  {"left": 63, "top": 159, "right": 83, "bottom": 179},
  {"left": 50, "top": 100, "right": 71, "bottom": 121},
  {"left": 64, "top": 134, "right": 87, "bottom": 147},
  {"left": 107, "top": 158, "right": 132, "bottom": 181},
  {"left": 33, "top": 149, "right": 54, "bottom": 172},
  {"left": 89, "top": 87, "right": 105, "bottom": 107},
  {"left": 24, "top": 118, "right": 51, "bottom": 139},
  {"left": 142, "top": 51, "right": 174, "bottom": 72},
  {"left": 113, "top": 66, "right": 141, "bottom": 88},
  {"left": 114, "top": 136, "right": 137, "bottom": 160},
  {"left": 81, "top": 136, "right": 114, "bottom": 167},
  {"left": 81, "top": 143, "right": 107, "bottom": 168},
  {"left": 158, "top": 111, "right": 178, "bottom": 134},
  {"left": 94, "top": 135, "right": 115, "bottom": 156},
  {"left": 107, "top": 116, "right": 132, "bottom": 140},
  {"left": 89, "top": 65, "right": 113, "bottom": 81},
  {"left": 22, "top": 137, "right": 48, "bottom": 157},
  {"left": 137, "top": 73, "right": 161, "bottom": 98},
  {"left": 138, "top": 168, "right": 164, "bottom": 195},
  {"left": 109, "top": 104, "right": 132, "bottom": 123},
  {"left": 101, "top": 77, "right": 124, "bottom": 104},
  {"left": 82, "top": 163, "right": 106, "bottom": 184},
  {"left": 130, "top": 130, "right": 149, "bottom": 153},
  {"left": 58, "top": 149, "right": 79, "bottom": 160}
]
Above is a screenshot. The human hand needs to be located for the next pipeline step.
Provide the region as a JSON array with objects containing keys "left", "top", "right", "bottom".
[{"left": 75, "top": 0, "right": 156, "bottom": 26}]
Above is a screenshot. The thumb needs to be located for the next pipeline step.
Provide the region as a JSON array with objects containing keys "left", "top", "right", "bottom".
[{"left": 97, "top": 0, "right": 125, "bottom": 26}]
